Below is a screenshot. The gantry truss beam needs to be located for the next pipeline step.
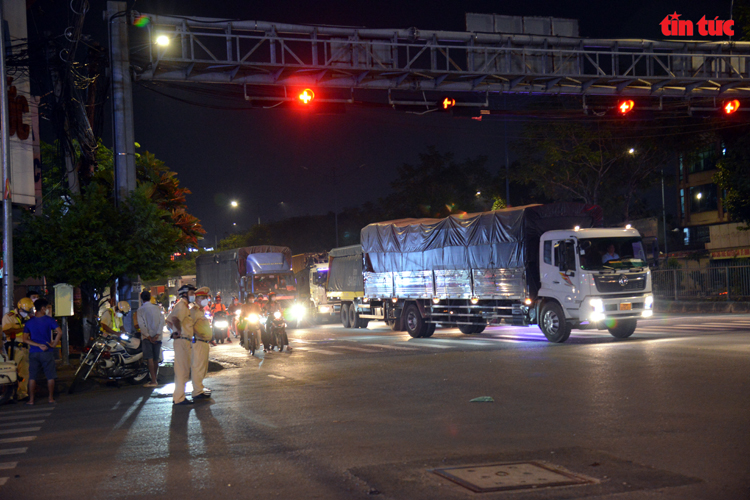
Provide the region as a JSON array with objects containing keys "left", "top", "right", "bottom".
[{"left": 133, "top": 13, "right": 750, "bottom": 98}]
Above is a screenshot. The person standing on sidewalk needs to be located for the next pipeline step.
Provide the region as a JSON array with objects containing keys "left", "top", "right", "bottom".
[
  {"left": 2, "top": 298, "right": 34, "bottom": 401},
  {"left": 22, "top": 299, "right": 62, "bottom": 405},
  {"left": 191, "top": 287, "right": 212, "bottom": 400},
  {"left": 166, "top": 284, "right": 196, "bottom": 406},
  {"left": 136, "top": 290, "right": 164, "bottom": 388}
]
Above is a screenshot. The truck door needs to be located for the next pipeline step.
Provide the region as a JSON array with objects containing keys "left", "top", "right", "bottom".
[{"left": 540, "top": 239, "right": 579, "bottom": 309}]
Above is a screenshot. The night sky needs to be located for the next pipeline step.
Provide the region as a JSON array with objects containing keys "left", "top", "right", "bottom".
[{"left": 35, "top": 0, "right": 737, "bottom": 246}]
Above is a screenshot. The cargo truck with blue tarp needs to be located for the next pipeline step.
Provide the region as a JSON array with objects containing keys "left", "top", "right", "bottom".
[{"left": 333, "top": 203, "right": 654, "bottom": 343}]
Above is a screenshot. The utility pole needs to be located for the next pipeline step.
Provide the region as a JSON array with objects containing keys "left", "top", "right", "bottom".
[
  {"left": 1, "top": 0, "right": 14, "bottom": 314},
  {"left": 108, "top": 1, "right": 138, "bottom": 331},
  {"left": 661, "top": 169, "right": 668, "bottom": 263}
]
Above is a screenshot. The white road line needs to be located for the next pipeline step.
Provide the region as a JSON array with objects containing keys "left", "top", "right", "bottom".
[
  {"left": 0, "top": 436, "right": 36, "bottom": 444},
  {"left": 0, "top": 413, "right": 51, "bottom": 422},
  {"left": 290, "top": 346, "right": 311, "bottom": 350},
  {"left": 0, "top": 477, "right": 7, "bottom": 486},
  {"left": 267, "top": 375, "right": 286, "bottom": 379},
  {"left": 333, "top": 346, "right": 380, "bottom": 353},
  {"left": 0, "top": 448, "right": 27, "bottom": 456},
  {"left": 305, "top": 349, "right": 342, "bottom": 355},
  {"left": 0, "top": 420, "right": 45, "bottom": 428},
  {"left": 0, "top": 408, "right": 55, "bottom": 416},
  {"left": 0, "top": 427, "right": 41, "bottom": 435},
  {"left": 397, "top": 342, "right": 450, "bottom": 349},
  {"left": 361, "top": 343, "right": 418, "bottom": 351},
  {"left": 0, "top": 462, "right": 17, "bottom": 470}
]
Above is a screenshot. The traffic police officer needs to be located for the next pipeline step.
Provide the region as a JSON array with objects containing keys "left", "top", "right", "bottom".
[
  {"left": 2, "top": 298, "right": 34, "bottom": 401},
  {"left": 166, "top": 284, "right": 196, "bottom": 405},
  {"left": 100, "top": 301, "right": 131, "bottom": 336},
  {"left": 191, "top": 287, "right": 212, "bottom": 399}
]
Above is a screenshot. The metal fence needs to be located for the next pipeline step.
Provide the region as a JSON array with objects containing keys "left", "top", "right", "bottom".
[{"left": 652, "top": 266, "right": 750, "bottom": 300}]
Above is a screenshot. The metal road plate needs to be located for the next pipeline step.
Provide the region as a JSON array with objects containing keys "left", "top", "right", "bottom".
[{"left": 432, "top": 461, "right": 597, "bottom": 493}]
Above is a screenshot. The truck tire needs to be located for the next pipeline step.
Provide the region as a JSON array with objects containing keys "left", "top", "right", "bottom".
[
  {"left": 458, "top": 324, "right": 475, "bottom": 334},
  {"left": 341, "top": 303, "right": 351, "bottom": 328},
  {"left": 423, "top": 323, "right": 436, "bottom": 338},
  {"left": 473, "top": 324, "right": 486, "bottom": 334},
  {"left": 539, "top": 302, "right": 571, "bottom": 343},
  {"left": 608, "top": 319, "right": 637, "bottom": 339},
  {"left": 348, "top": 305, "right": 359, "bottom": 328},
  {"left": 357, "top": 318, "right": 370, "bottom": 328},
  {"left": 404, "top": 303, "right": 428, "bottom": 338}
]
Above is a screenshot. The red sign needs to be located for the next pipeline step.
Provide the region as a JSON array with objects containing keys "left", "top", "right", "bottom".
[
  {"left": 660, "top": 13, "right": 735, "bottom": 37},
  {"left": 710, "top": 248, "right": 750, "bottom": 259}
]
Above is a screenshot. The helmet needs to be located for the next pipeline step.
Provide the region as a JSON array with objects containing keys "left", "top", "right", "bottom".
[
  {"left": 117, "top": 301, "right": 131, "bottom": 313},
  {"left": 17, "top": 298, "right": 34, "bottom": 313},
  {"left": 267, "top": 292, "right": 276, "bottom": 300},
  {"left": 193, "top": 317, "right": 212, "bottom": 341},
  {"left": 177, "top": 284, "right": 196, "bottom": 296},
  {"left": 150, "top": 297, "right": 157, "bottom": 304},
  {"left": 195, "top": 287, "right": 211, "bottom": 298},
  {"left": 215, "top": 294, "right": 222, "bottom": 301}
]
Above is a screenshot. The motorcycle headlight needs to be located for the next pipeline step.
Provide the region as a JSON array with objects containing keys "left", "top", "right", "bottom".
[
  {"left": 235, "top": 310, "right": 241, "bottom": 317},
  {"left": 248, "top": 313, "right": 259, "bottom": 323},
  {"left": 274, "top": 311, "right": 282, "bottom": 319},
  {"left": 291, "top": 303, "right": 305, "bottom": 319},
  {"left": 214, "top": 320, "right": 228, "bottom": 328},
  {"left": 119, "top": 334, "right": 130, "bottom": 341}
]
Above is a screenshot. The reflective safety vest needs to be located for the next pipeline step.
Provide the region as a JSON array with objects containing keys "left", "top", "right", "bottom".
[{"left": 100, "top": 308, "right": 122, "bottom": 333}]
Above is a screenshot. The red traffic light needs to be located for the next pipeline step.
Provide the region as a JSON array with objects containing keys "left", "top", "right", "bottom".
[
  {"left": 724, "top": 99, "right": 740, "bottom": 114},
  {"left": 298, "top": 88, "right": 315, "bottom": 105},
  {"left": 618, "top": 100, "right": 635, "bottom": 115},
  {"left": 442, "top": 97, "right": 456, "bottom": 110}
]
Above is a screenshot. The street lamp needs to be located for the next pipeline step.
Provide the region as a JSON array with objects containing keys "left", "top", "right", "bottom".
[
  {"left": 230, "top": 200, "right": 238, "bottom": 208},
  {"left": 628, "top": 148, "right": 635, "bottom": 154},
  {"left": 155, "top": 35, "right": 169, "bottom": 47}
]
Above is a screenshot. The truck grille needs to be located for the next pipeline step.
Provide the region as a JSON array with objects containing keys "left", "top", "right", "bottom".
[{"left": 594, "top": 273, "right": 647, "bottom": 293}]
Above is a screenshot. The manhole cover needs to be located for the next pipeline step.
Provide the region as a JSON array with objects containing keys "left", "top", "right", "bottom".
[{"left": 432, "top": 461, "right": 598, "bottom": 493}]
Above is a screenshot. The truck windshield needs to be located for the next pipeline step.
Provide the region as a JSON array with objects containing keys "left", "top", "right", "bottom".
[
  {"left": 252, "top": 275, "right": 297, "bottom": 294},
  {"left": 313, "top": 269, "right": 328, "bottom": 286},
  {"left": 579, "top": 237, "right": 647, "bottom": 271}
]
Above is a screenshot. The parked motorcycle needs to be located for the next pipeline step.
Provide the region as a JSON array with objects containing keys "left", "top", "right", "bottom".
[
  {"left": 241, "top": 313, "right": 262, "bottom": 356},
  {"left": 68, "top": 332, "right": 157, "bottom": 393},
  {"left": 264, "top": 310, "right": 290, "bottom": 352},
  {"left": 0, "top": 354, "right": 18, "bottom": 405},
  {"left": 212, "top": 310, "right": 230, "bottom": 344}
]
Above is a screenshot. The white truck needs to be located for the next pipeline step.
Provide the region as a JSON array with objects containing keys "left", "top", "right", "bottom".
[{"left": 339, "top": 203, "right": 654, "bottom": 342}]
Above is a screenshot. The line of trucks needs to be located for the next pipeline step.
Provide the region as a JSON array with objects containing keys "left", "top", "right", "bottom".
[{"left": 196, "top": 203, "right": 654, "bottom": 343}]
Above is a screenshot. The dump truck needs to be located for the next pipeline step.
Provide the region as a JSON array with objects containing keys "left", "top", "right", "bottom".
[
  {"left": 292, "top": 252, "right": 335, "bottom": 321},
  {"left": 333, "top": 203, "right": 654, "bottom": 343}
]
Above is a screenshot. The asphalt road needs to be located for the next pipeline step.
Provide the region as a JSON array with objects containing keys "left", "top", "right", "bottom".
[{"left": 1, "top": 313, "right": 749, "bottom": 499}]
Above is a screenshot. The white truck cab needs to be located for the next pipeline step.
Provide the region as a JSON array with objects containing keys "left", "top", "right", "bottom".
[{"left": 537, "top": 227, "right": 654, "bottom": 341}]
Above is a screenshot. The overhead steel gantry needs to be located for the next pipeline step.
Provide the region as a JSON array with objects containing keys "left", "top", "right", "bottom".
[{"left": 132, "top": 13, "right": 750, "bottom": 101}]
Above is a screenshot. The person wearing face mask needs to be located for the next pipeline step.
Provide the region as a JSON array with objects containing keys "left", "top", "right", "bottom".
[
  {"left": 227, "top": 296, "right": 241, "bottom": 340},
  {"left": 136, "top": 290, "right": 165, "bottom": 388},
  {"left": 166, "top": 284, "right": 196, "bottom": 405},
  {"left": 99, "top": 300, "right": 131, "bottom": 337},
  {"left": 190, "top": 287, "right": 212, "bottom": 400},
  {"left": 2, "top": 297, "right": 35, "bottom": 401}
]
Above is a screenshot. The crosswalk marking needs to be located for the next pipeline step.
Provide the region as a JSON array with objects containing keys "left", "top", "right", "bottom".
[
  {"left": 397, "top": 341, "right": 450, "bottom": 349},
  {"left": 304, "top": 349, "right": 342, "bottom": 355},
  {"left": 0, "top": 420, "right": 45, "bottom": 427},
  {"left": 332, "top": 346, "right": 379, "bottom": 353},
  {"left": 0, "top": 462, "right": 17, "bottom": 470},
  {"left": 0, "top": 448, "right": 27, "bottom": 456},
  {"left": 0, "top": 478, "right": 7, "bottom": 486},
  {"left": 361, "top": 343, "right": 418, "bottom": 351},
  {"left": 0, "top": 413, "right": 51, "bottom": 422},
  {"left": 0, "top": 436, "right": 36, "bottom": 445},
  {"left": 0, "top": 427, "right": 41, "bottom": 435}
]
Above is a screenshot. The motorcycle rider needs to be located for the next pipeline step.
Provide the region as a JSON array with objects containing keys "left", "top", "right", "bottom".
[
  {"left": 191, "top": 287, "right": 212, "bottom": 400},
  {"left": 166, "top": 284, "right": 196, "bottom": 405},
  {"left": 263, "top": 293, "right": 291, "bottom": 352},
  {"left": 100, "top": 300, "right": 131, "bottom": 337},
  {"left": 210, "top": 294, "right": 231, "bottom": 343},
  {"left": 239, "top": 294, "right": 262, "bottom": 349},
  {"left": 227, "top": 296, "right": 241, "bottom": 339},
  {"left": 2, "top": 297, "right": 35, "bottom": 401}
]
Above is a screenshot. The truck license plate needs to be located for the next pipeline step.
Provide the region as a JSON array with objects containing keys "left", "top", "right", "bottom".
[{"left": 620, "top": 303, "right": 632, "bottom": 311}]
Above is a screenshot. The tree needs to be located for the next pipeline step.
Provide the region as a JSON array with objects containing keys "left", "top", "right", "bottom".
[
  {"left": 14, "top": 184, "right": 181, "bottom": 340},
  {"left": 715, "top": 133, "right": 750, "bottom": 229}
]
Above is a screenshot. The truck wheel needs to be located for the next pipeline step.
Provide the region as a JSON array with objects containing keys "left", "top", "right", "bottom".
[
  {"left": 348, "top": 305, "right": 359, "bottom": 328},
  {"left": 608, "top": 319, "right": 637, "bottom": 339},
  {"left": 539, "top": 302, "right": 571, "bottom": 343},
  {"left": 423, "top": 323, "right": 436, "bottom": 338},
  {"left": 341, "top": 303, "right": 351, "bottom": 328},
  {"left": 473, "top": 324, "right": 486, "bottom": 334},
  {"left": 458, "top": 324, "right": 475, "bottom": 334},
  {"left": 404, "top": 304, "right": 428, "bottom": 338},
  {"left": 357, "top": 318, "right": 370, "bottom": 328}
]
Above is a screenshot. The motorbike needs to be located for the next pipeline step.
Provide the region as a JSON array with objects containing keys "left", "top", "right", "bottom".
[
  {"left": 212, "top": 310, "right": 230, "bottom": 344},
  {"left": 0, "top": 351, "right": 18, "bottom": 405},
  {"left": 68, "top": 332, "right": 158, "bottom": 393},
  {"left": 263, "top": 310, "right": 290, "bottom": 352},
  {"left": 241, "top": 313, "right": 262, "bottom": 356}
]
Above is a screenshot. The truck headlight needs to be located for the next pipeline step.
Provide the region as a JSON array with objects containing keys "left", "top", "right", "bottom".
[
  {"left": 590, "top": 299, "right": 605, "bottom": 322},
  {"left": 642, "top": 310, "right": 653, "bottom": 318},
  {"left": 291, "top": 303, "right": 305, "bottom": 319},
  {"left": 319, "top": 306, "right": 331, "bottom": 313},
  {"left": 645, "top": 295, "right": 654, "bottom": 309}
]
